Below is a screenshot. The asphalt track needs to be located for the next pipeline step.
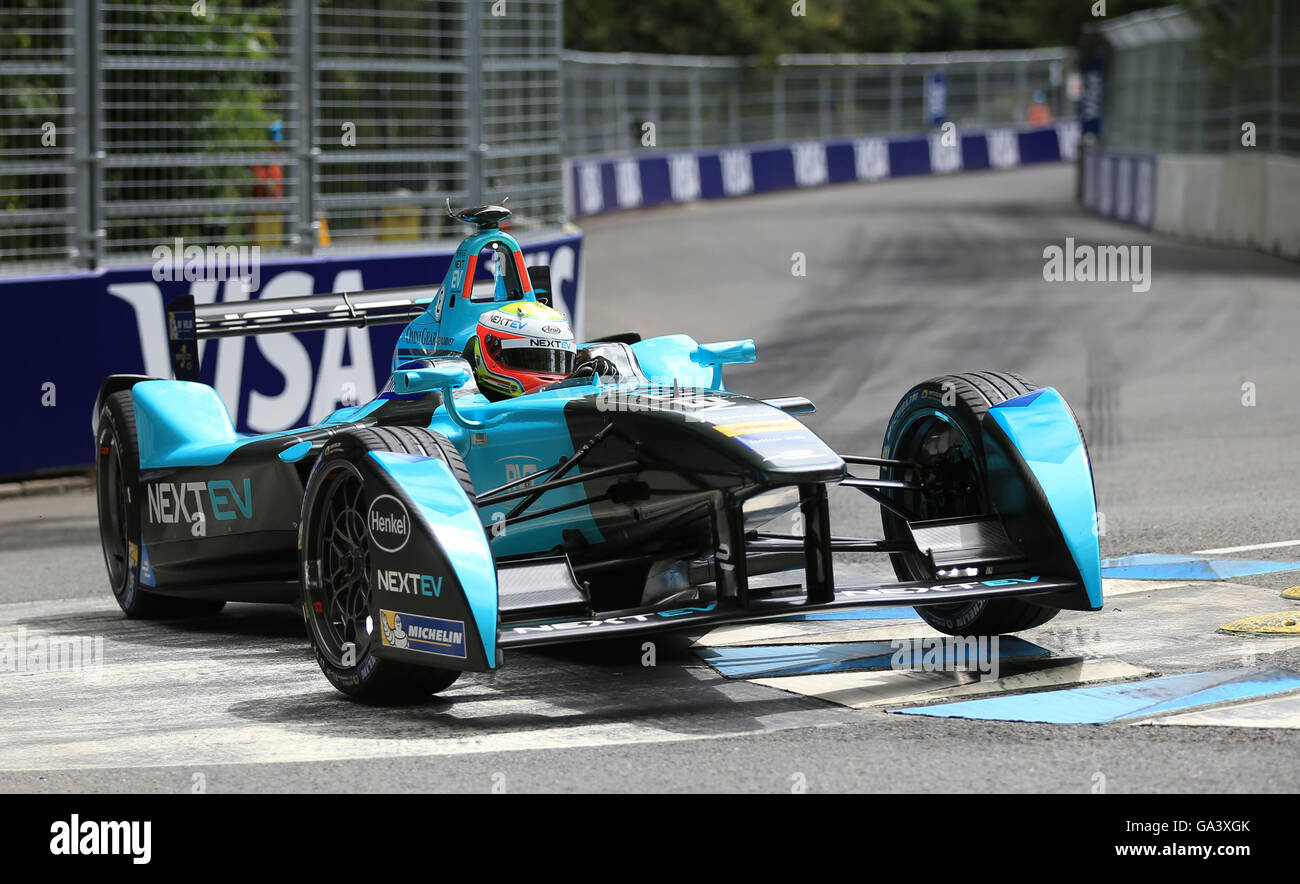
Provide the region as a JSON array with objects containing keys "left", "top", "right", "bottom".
[{"left": 4, "top": 164, "right": 1300, "bottom": 793}]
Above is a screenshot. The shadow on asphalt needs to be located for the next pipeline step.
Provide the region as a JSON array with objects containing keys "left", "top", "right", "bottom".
[{"left": 16, "top": 602, "right": 837, "bottom": 739}]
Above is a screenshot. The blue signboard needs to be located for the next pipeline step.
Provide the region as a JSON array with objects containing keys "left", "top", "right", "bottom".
[
  {"left": 0, "top": 231, "right": 584, "bottom": 476},
  {"left": 925, "top": 73, "right": 949, "bottom": 127},
  {"left": 1080, "top": 57, "right": 1105, "bottom": 138}
]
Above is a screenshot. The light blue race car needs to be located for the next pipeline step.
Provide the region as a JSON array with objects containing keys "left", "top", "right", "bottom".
[{"left": 93, "top": 205, "right": 1101, "bottom": 701}]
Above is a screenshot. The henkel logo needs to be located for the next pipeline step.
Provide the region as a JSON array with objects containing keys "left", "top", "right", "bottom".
[{"left": 367, "top": 494, "right": 411, "bottom": 553}]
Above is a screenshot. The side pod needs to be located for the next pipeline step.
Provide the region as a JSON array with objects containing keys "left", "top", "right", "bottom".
[
  {"left": 362, "top": 451, "right": 500, "bottom": 671},
  {"left": 980, "top": 388, "right": 1102, "bottom": 612}
]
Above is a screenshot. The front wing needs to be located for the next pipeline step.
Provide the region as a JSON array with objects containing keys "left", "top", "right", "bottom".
[{"left": 499, "top": 574, "right": 1073, "bottom": 648}]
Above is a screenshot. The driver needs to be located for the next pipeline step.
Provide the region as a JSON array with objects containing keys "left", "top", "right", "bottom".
[
  {"left": 469, "top": 301, "right": 620, "bottom": 401},
  {"left": 469, "top": 301, "right": 576, "bottom": 400}
]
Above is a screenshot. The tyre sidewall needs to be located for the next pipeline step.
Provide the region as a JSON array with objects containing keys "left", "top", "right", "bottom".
[
  {"left": 299, "top": 433, "right": 456, "bottom": 697},
  {"left": 299, "top": 438, "right": 375, "bottom": 695},
  {"left": 96, "top": 398, "right": 144, "bottom": 613},
  {"left": 881, "top": 381, "right": 987, "bottom": 472},
  {"left": 880, "top": 376, "right": 1060, "bottom": 634}
]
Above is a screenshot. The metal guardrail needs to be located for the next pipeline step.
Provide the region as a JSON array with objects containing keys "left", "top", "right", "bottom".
[
  {"left": 562, "top": 48, "right": 1075, "bottom": 157},
  {"left": 0, "top": 4, "right": 76, "bottom": 269},
  {"left": 1092, "top": 2, "right": 1300, "bottom": 157},
  {"left": 0, "top": 0, "right": 566, "bottom": 277},
  {"left": 1, "top": 2, "right": 1076, "bottom": 277}
]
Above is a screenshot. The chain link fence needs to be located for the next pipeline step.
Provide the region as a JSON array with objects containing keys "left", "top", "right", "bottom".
[
  {"left": 1093, "top": 2, "right": 1299, "bottom": 156},
  {"left": 0, "top": 3, "right": 77, "bottom": 269},
  {"left": 0, "top": 0, "right": 565, "bottom": 276},
  {"left": 2, "top": 3, "right": 1081, "bottom": 276},
  {"left": 562, "top": 48, "right": 1075, "bottom": 158}
]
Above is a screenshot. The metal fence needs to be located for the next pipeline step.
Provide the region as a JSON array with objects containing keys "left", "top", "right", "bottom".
[
  {"left": 0, "top": 3, "right": 76, "bottom": 269},
  {"left": 0, "top": 0, "right": 565, "bottom": 276},
  {"left": 1092, "top": 2, "right": 1300, "bottom": 156},
  {"left": 2, "top": 4, "right": 1079, "bottom": 277},
  {"left": 562, "top": 48, "right": 1075, "bottom": 158}
]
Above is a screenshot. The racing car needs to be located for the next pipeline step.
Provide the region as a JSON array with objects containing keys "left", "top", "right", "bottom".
[{"left": 93, "top": 204, "right": 1101, "bottom": 701}]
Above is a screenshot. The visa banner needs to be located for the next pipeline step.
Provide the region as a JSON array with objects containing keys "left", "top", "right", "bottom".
[{"left": 0, "top": 230, "right": 584, "bottom": 476}]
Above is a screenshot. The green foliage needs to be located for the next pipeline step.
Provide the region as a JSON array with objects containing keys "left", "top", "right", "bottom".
[
  {"left": 0, "top": 1, "right": 287, "bottom": 258},
  {"left": 565, "top": 0, "right": 1172, "bottom": 58},
  {"left": 1186, "top": 0, "right": 1277, "bottom": 73}
]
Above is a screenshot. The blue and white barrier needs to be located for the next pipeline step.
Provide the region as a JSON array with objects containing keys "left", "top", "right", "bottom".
[
  {"left": 1082, "top": 146, "right": 1300, "bottom": 261},
  {"left": 567, "top": 121, "right": 1081, "bottom": 218},
  {"left": 1081, "top": 148, "right": 1156, "bottom": 229},
  {"left": 0, "top": 231, "right": 584, "bottom": 477}
]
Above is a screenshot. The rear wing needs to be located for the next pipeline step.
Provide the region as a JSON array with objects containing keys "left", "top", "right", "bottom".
[{"left": 165, "top": 286, "right": 438, "bottom": 382}]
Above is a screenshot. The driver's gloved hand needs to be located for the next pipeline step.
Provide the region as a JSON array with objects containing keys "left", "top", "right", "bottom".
[{"left": 570, "top": 354, "right": 618, "bottom": 381}]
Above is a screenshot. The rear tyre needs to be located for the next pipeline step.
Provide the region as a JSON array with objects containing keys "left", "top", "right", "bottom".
[
  {"left": 299, "top": 426, "right": 469, "bottom": 702},
  {"left": 95, "top": 390, "right": 226, "bottom": 618},
  {"left": 880, "top": 371, "right": 1060, "bottom": 636}
]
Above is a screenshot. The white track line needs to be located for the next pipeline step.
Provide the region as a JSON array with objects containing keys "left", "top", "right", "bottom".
[
  {"left": 752, "top": 659, "right": 1149, "bottom": 710},
  {"left": 0, "top": 597, "right": 857, "bottom": 771},
  {"left": 1191, "top": 539, "right": 1300, "bottom": 556}
]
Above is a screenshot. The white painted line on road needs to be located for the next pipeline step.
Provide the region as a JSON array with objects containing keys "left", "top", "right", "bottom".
[
  {"left": 0, "top": 596, "right": 858, "bottom": 772},
  {"left": 1102, "top": 579, "right": 1189, "bottom": 598},
  {"left": 1140, "top": 690, "right": 1300, "bottom": 729},
  {"left": 752, "top": 658, "right": 1148, "bottom": 710},
  {"left": 694, "top": 618, "right": 939, "bottom": 648},
  {"left": 1192, "top": 539, "right": 1300, "bottom": 555}
]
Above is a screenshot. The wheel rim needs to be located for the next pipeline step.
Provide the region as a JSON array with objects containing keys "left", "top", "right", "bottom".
[
  {"left": 886, "top": 409, "right": 989, "bottom": 598},
  {"left": 891, "top": 410, "right": 986, "bottom": 524},
  {"left": 305, "top": 463, "right": 373, "bottom": 666},
  {"left": 97, "top": 433, "right": 130, "bottom": 592}
]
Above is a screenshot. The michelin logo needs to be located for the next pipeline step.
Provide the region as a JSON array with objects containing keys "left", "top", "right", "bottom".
[
  {"left": 381, "top": 611, "right": 410, "bottom": 649},
  {"left": 379, "top": 610, "right": 466, "bottom": 659}
]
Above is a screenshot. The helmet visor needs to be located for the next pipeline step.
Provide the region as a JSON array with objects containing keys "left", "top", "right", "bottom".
[{"left": 497, "top": 342, "right": 575, "bottom": 375}]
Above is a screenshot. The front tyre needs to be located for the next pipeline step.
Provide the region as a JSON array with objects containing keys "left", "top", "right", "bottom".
[
  {"left": 299, "top": 427, "right": 466, "bottom": 702},
  {"left": 880, "top": 372, "right": 1060, "bottom": 636}
]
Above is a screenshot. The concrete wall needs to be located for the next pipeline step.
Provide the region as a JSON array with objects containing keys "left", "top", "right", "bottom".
[{"left": 1086, "top": 147, "right": 1299, "bottom": 261}]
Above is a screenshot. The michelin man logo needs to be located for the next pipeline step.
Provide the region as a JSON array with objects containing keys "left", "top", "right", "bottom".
[
  {"left": 377, "top": 609, "right": 468, "bottom": 658},
  {"left": 381, "top": 611, "right": 410, "bottom": 649}
]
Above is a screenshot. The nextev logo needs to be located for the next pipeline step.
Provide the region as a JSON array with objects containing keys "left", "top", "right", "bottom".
[
  {"left": 375, "top": 569, "right": 443, "bottom": 597},
  {"left": 146, "top": 479, "right": 254, "bottom": 526},
  {"left": 50, "top": 814, "right": 151, "bottom": 864},
  {"left": 1042, "top": 236, "right": 1152, "bottom": 293},
  {"left": 153, "top": 237, "right": 261, "bottom": 291}
]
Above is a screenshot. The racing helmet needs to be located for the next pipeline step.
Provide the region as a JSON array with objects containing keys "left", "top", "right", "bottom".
[{"left": 471, "top": 301, "right": 576, "bottom": 399}]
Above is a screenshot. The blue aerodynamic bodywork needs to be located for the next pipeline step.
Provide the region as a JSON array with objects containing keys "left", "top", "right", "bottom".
[{"left": 92, "top": 203, "right": 1102, "bottom": 701}]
